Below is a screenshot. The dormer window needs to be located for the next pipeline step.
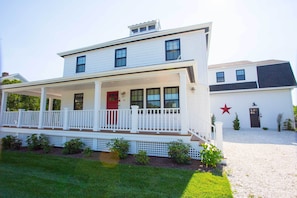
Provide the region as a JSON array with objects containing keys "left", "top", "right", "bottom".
[
  {"left": 148, "top": 25, "right": 155, "bottom": 30},
  {"left": 128, "top": 20, "right": 161, "bottom": 36},
  {"left": 140, "top": 27, "right": 146, "bottom": 32}
]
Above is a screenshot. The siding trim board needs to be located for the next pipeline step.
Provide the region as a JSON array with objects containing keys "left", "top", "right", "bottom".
[{"left": 209, "top": 81, "right": 258, "bottom": 92}]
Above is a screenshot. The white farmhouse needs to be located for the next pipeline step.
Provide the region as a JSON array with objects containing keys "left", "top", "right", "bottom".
[
  {"left": 0, "top": 21, "right": 214, "bottom": 158},
  {"left": 209, "top": 60, "right": 296, "bottom": 130}
]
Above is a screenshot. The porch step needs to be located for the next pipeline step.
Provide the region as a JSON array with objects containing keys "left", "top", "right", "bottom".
[{"left": 190, "top": 134, "right": 206, "bottom": 145}]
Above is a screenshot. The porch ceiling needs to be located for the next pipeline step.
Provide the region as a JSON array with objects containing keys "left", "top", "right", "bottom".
[{"left": 1, "top": 60, "right": 196, "bottom": 98}]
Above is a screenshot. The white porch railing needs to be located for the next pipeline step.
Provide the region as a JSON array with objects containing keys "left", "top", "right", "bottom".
[
  {"left": 99, "top": 109, "right": 131, "bottom": 131},
  {"left": 68, "top": 110, "right": 94, "bottom": 130},
  {"left": 138, "top": 108, "right": 181, "bottom": 133},
  {"left": 21, "top": 111, "right": 39, "bottom": 128},
  {"left": 1, "top": 111, "right": 19, "bottom": 127},
  {"left": 1, "top": 107, "right": 182, "bottom": 133},
  {"left": 43, "top": 111, "right": 63, "bottom": 129}
]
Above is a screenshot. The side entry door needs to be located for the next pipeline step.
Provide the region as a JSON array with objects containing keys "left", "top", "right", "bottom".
[{"left": 249, "top": 108, "right": 260, "bottom": 128}]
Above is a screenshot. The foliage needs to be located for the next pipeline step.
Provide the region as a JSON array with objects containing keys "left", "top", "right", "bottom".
[
  {"left": 294, "top": 106, "right": 297, "bottom": 120},
  {"left": 211, "top": 114, "right": 216, "bottom": 132},
  {"left": 262, "top": 127, "right": 268, "bottom": 130},
  {"left": 0, "top": 151, "right": 232, "bottom": 197},
  {"left": 107, "top": 138, "right": 129, "bottom": 159},
  {"left": 1, "top": 135, "right": 22, "bottom": 150},
  {"left": 26, "top": 134, "right": 51, "bottom": 153},
  {"left": 83, "top": 147, "right": 93, "bottom": 157},
  {"left": 62, "top": 138, "right": 84, "bottom": 154},
  {"left": 283, "top": 118, "right": 294, "bottom": 131},
  {"left": 2, "top": 79, "right": 40, "bottom": 111},
  {"left": 134, "top": 150, "right": 150, "bottom": 165},
  {"left": 168, "top": 139, "right": 191, "bottom": 164},
  {"left": 233, "top": 113, "right": 240, "bottom": 130},
  {"left": 277, "top": 113, "right": 283, "bottom": 132},
  {"left": 200, "top": 143, "right": 223, "bottom": 168}
]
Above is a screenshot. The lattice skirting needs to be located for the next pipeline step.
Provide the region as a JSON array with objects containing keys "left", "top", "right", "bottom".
[{"left": 0, "top": 131, "right": 201, "bottom": 159}]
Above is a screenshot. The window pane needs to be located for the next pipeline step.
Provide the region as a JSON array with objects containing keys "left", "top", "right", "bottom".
[
  {"left": 76, "top": 56, "right": 86, "bottom": 73},
  {"left": 74, "top": 93, "right": 83, "bottom": 110},
  {"left": 166, "top": 39, "right": 180, "bottom": 61},
  {"left": 164, "top": 87, "right": 179, "bottom": 108},
  {"left": 130, "top": 89, "right": 143, "bottom": 108},
  {"left": 115, "top": 48, "right": 127, "bottom": 67},
  {"left": 216, "top": 72, "right": 225, "bottom": 82},
  {"left": 236, "top": 69, "right": 245, "bottom": 81},
  {"left": 147, "top": 88, "right": 160, "bottom": 108}
]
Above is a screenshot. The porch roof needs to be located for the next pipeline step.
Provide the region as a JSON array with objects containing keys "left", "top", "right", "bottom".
[{"left": 0, "top": 60, "right": 197, "bottom": 98}]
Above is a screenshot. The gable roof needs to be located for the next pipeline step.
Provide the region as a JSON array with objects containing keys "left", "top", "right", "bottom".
[
  {"left": 0, "top": 73, "right": 28, "bottom": 83},
  {"left": 58, "top": 22, "right": 212, "bottom": 57},
  {"left": 257, "top": 62, "right": 297, "bottom": 88}
]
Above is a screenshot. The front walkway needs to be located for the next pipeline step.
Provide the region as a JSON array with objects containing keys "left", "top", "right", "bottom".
[{"left": 223, "top": 128, "right": 297, "bottom": 198}]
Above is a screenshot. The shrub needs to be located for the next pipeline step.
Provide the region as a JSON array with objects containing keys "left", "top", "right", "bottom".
[
  {"left": 62, "top": 138, "right": 84, "bottom": 154},
  {"left": 200, "top": 143, "right": 223, "bottom": 168},
  {"left": 26, "top": 134, "right": 41, "bottom": 150},
  {"left": 83, "top": 147, "right": 93, "bottom": 157},
  {"left": 233, "top": 113, "right": 240, "bottom": 130},
  {"left": 134, "top": 150, "right": 150, "bottom": 165},
  {"left": 107, "top": 138, "right": 129, "bottom": 159},
  {"left": 2, "top": 135, "right": 22, "bottom": 150},
  {"left": 262, "top": 127, "right": 268, "bottom": 130},
  {"left": 168, "top": 139, "right": 191, "bottom": 164},
  {"left": 283, "top": 118, "right": 294, "bottom": 131},
  {"left": 26, "top": 134, "right": 51, "bottom": 153}
]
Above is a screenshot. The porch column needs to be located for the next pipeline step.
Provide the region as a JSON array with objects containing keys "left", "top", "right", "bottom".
[
  {"left": 0, "top": 91, "right": 8, "bottom": 125},
  {"left": 48, "top": 97, "right": 53, "bottom": 111},
  {"left": 38, "top": 87, "right": 47, "bottom": 129},
  {"left": 179, "top": 71, "right": 189, "bottom": 135},
  {"left": 131, "top": 105, "right": 139, "bottom": 133},
  {"left": 93, "top": 81, "right": 102, "bottom": 131},
  {"left": 215, "top": 121, "right": 223, "bottom": 154}
]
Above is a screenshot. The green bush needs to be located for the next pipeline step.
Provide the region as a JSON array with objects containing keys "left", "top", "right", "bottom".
[
  {"left": 200, "top": 143, "right": 223, "bottom": 168},
  {"left": 26, "top": 134, "right": 51, "bottom": 153},
  {"left": 1, "top": 135, "right": 22, "bottom": 150},
  {"left": 107, "top": 138, "right": 129, "bottom": 159},
  {"left": 283, "top": 118, "right": 294, "bottom": 131},
  {"left": 134, "top": 150, "right": 150, "bottom": 165},
  {"left": 168, "top": 139, "right": 191, "bottom": 164},
  {"left": 83, "top": 147, "right": 93, "bottom": 157},
  {"left": 62, "top": 138, "right": 84, "bottom": 154},
  {"left": 233, "top": 113, "right": 240, "bottom": 130}
]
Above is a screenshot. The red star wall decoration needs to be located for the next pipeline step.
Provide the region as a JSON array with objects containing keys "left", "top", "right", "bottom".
[{"left": 221, "top": 104, "right": 231, "bottom": 114}]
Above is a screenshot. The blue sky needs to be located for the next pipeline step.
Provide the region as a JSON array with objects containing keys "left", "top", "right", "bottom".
[{"left": 0, "top": 0, "right": 296, "bottom": 104}]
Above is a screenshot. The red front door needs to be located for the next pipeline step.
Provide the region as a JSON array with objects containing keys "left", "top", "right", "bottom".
[{"left": 106, "top": 91, "right": 118, "bottom": 124}]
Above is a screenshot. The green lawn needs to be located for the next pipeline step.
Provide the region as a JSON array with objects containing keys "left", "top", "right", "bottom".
[{"left": 0, "top": 151, "right": 232, "bottom": 198}]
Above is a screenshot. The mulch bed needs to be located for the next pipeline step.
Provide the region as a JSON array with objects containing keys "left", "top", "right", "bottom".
[{"left": 17, "top": 147, "right": 221, "bottom": 172}]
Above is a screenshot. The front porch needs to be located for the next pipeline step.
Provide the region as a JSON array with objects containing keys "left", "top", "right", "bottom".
[{"left": 1, "top": 107, "right": 182, "bottom": 134}]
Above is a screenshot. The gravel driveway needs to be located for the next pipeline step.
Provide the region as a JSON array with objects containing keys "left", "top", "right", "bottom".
[{"left": 223, "top": 129, "right": 297, "bottom": 198}]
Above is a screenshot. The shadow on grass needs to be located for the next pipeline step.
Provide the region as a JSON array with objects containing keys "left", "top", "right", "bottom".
[{"left": 0, "top": 150, "right": 232, "bottom": 197}]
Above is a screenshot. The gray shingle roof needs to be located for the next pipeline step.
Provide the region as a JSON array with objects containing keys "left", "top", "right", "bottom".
[
  {"left": 257, "top": 62, "right": 296, "bottom": 88},
  {"left": 209, "top": 82, "right": 258, "bottom": 92}
]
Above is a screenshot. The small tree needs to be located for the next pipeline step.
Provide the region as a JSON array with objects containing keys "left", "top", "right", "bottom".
[
  {"left": 233, "top": 113, "right": 240, "bottom": 130},
  {"left": 277, "top": 113, "right": 283, "bottom": 132}
]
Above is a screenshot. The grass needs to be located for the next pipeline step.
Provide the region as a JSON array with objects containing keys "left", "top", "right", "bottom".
[{"left": 0, "top": 151, "right": 232, "bottom": 198}]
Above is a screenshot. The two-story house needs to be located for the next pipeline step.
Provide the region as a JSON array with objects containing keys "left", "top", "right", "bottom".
[
  {"left": 0, "top": 21, "right": 214, "bottom": 159},
  {"left": 209, "top": 60, "right": 296, "bottom": 130}
]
